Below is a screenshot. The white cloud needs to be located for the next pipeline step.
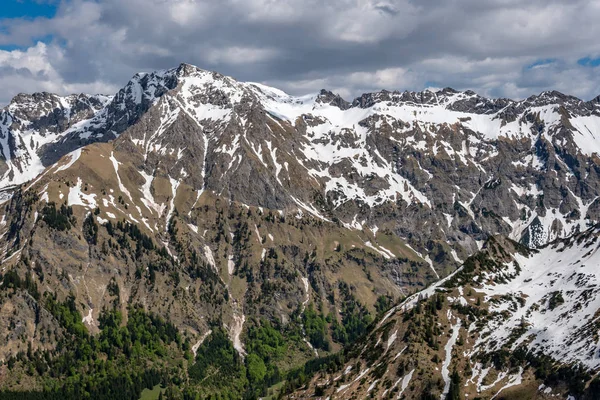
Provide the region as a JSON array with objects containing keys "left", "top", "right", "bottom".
[
  {"left": 205, "top": 46, "right": 279, "bottom": 65},
  {"left": 346, "top": 67, "right": 416, "bottom": 89},
  {"left": 169, "top": 0, "right": 210, "bottom": 26},
  {"left": 325, "top": 0, "right": 418, "bottom": 43},
  {"left": 234, "top": 0, "right": 304, "bottom": 24},
  {"left": 0, "top": 42, "right": 119, "bottom": 105}
]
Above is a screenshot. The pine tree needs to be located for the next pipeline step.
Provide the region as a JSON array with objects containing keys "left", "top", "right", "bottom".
[{"left": 448, "top": 369, "right": 461, "bottom": 400}]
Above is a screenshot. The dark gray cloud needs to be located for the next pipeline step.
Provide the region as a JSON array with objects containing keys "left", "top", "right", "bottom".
[{"left": 1, "top": 0, "right": 600, "bottom": 104}]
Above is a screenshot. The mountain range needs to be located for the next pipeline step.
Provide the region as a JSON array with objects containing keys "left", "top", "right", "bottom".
[{"left": 1, "top": 63, "right": 600, "bottom": 399}]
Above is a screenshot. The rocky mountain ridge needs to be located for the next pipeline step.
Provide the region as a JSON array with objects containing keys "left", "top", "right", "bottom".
[
  {"left": 288, "top": 226, "right": 600, "bottom": 399},
  {"left": 1, "top": 63, "right": 600, "bottom": 398},
  {"left": 2, "top": 64, "right": 600, "bottom": 263}
]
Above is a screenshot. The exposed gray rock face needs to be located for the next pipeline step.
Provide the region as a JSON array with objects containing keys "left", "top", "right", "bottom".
[
  {"left": 2, "top": 63, "right": 600, "bottom": 275},
  {"left": 316, "top": 89, "right": 351, "bottom": 110},
  {"left": 0, "top": 92, "right": 111, "bottom": 182},
  {"left": 39, "top": 68, "right": 179, "bottom": 165}
]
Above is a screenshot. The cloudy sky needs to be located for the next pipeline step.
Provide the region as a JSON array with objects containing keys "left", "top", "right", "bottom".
[{"left": 1, "top": 0, "right": 600, "bottom": 104}]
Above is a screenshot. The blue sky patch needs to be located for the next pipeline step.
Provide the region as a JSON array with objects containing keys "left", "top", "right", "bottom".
[
  {"left": 526, "top": 59, "right": 556, "bottom": 70},
  {"left": 0, "top": 0, "right": 58, "bottom": 20},
  {"left": 578, "top": 57, "right": 600, "bottom": 67}
]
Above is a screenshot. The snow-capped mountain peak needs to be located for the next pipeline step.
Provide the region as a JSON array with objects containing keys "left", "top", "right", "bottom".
[{"left": 2, "top": 63, "right": 600, "bottom": 264}]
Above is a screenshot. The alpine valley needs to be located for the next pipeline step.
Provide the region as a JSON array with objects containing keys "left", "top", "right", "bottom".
[{"left": 1, "top": 63, "right": 600, "bottom": 399}]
